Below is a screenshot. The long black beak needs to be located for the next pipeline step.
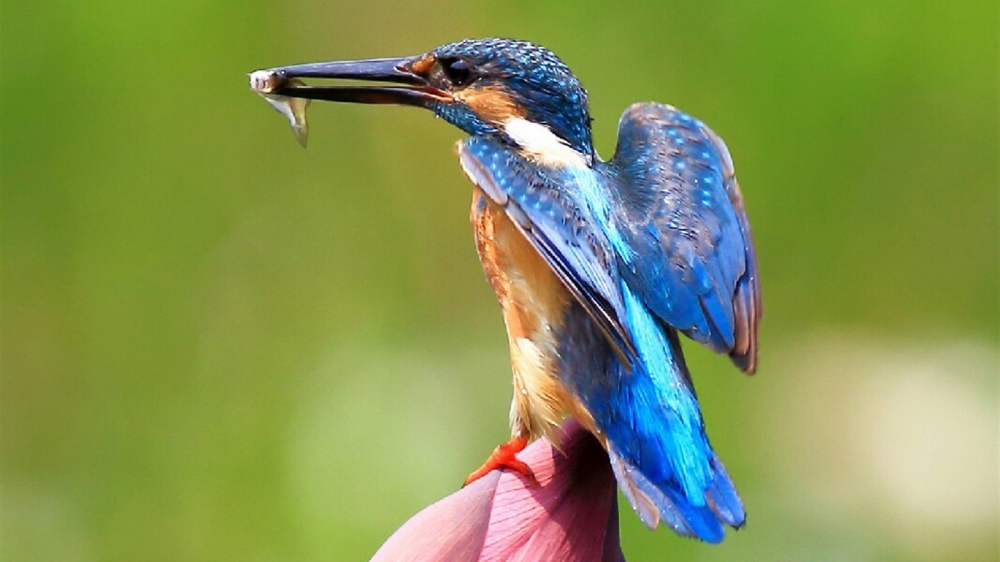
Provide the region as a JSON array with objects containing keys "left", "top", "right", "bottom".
[{"left": 250, "top": 57, "right": 452, "bottom": 107}]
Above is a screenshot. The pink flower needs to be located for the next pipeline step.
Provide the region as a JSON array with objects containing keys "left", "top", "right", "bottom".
[{"left": 371, "top": 420, "right": 624, "bottom": 562}]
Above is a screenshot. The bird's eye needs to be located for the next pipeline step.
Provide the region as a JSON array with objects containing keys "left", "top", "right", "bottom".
[{"left": 441, "top": 58, "right": 474, "bottom": 86}]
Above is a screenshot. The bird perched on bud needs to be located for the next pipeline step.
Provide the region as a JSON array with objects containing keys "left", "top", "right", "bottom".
[{"left": 251, "top": 37, "right": 760, "bottom": 543}]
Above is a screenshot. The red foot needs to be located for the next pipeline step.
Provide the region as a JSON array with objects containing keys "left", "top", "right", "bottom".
[{"left": 464, "top": 435, "right": 537, "bottom": 486}]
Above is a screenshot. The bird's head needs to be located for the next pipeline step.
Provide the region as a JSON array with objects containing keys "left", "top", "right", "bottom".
[{"left": 252, "top": 38, "right": 594, "bottom": 165}]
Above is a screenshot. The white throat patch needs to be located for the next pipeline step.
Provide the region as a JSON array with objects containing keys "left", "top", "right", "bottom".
[{"left": 502, "top": 117, "right": 589, "bottom": 168}]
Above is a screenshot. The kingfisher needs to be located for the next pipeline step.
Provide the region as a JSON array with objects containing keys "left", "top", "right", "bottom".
[{"left": 251, "top": 38, "right": 760, "bottom": 543}]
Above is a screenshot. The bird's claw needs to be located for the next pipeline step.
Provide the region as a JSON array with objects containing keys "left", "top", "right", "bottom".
[{"left": 464, "top": 436, "right": 537, "bottom": 486}]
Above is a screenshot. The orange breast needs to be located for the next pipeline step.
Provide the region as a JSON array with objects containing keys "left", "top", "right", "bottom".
[{"left": 470, "top": 187, "right": 592, "bottom": 440}]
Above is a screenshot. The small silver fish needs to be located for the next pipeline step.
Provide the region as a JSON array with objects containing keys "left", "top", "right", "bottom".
[{"left": 249, "top": 70, "right": 310, "bottom": 147}]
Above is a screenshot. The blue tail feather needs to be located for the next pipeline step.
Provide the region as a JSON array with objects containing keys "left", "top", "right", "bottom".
[
  {"left": 559, "top": 286, "right": 744, "bottom": 542},
  {"left": 602, "top": 355, "right": 744, "bottom": 542},
  {"left": 609, "top": 444, "right": 726, "bottom": 543}
]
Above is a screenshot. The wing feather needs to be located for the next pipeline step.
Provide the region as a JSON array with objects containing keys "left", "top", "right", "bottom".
[
  {"left": 611, "top": 103, "right": 761, "bottom": 373},
  {"left": 457, "top": 138, "right": 637, "bottom": 364}
]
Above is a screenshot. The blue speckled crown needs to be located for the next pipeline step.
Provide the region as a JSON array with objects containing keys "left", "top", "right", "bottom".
[{"left": 433, "top": 38, "right": 594, "bottom": 157}]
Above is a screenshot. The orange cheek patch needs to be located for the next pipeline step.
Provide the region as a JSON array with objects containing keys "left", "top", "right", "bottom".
[
  {"left": 457, "top": 84, "right": 525, "bottom": 125},
  {"left": 410, "top": 55, "right": 435, "bottom": 75}
]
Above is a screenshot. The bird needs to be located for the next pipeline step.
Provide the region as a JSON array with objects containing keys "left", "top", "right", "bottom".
[{"left": 250, "top": 37, "right": 760, "bottom": 543}]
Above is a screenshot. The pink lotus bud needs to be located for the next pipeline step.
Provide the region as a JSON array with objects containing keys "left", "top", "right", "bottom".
[{"left": 372, "top": 420, "right": 624, "bottom": 562}]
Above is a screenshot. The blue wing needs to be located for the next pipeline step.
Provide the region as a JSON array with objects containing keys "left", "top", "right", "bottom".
[
  {"left": 458, "top": 137, "right": 638, "bottom": 364},
  {"left": 612, "top": 103, "right": 761, "bottom": 373},
  {"left": 457, "top": 135, "right": 745, "bottom": 541}
]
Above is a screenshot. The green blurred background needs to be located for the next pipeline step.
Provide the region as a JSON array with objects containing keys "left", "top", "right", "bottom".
[{"left": 3, "top": 0, "right": 997, "bottom": 560}]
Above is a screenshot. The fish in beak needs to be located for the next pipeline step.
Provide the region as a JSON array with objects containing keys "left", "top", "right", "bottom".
[{"left": 249, "top": 57, "right": 453, "bottom": 147}]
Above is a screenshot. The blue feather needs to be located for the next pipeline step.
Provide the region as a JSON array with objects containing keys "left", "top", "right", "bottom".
[
  {"left": 612, "top": 103, "right": 760, "bottom": 369},
  {"left": 554, "top": 292, "right": 744, "bottom": 542}
]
